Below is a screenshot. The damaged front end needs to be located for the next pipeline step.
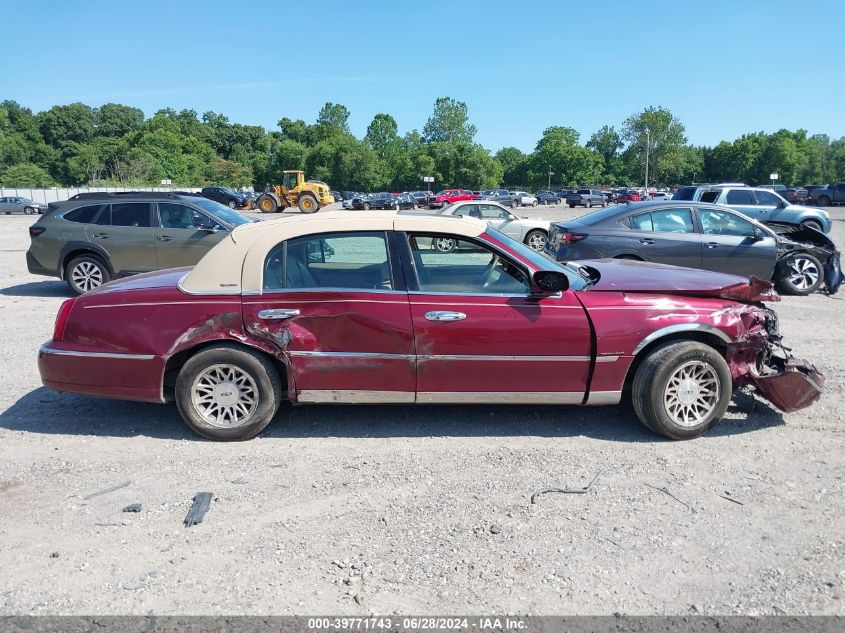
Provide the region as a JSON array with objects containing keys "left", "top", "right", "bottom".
[{"left": 728, "top": 305, "right": 824, "bottom": 412}]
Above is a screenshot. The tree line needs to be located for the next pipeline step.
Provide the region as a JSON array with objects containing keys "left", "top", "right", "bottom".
[{"left": 1, "top": 98, "right": 843, "bottom": 191}]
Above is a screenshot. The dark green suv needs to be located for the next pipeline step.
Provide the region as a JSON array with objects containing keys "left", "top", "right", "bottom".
[{"left": 27, "top": 192, "right": 255, "bottom": 295}]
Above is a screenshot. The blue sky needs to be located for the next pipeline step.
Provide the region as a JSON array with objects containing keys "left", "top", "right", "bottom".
[{"left": 3, "top": 0, "right": 843, "bottom": 152}]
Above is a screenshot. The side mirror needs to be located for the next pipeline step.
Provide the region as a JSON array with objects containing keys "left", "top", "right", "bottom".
[
  {"left": 752, "top": 227, "right": 764, "bottom": 241},
  {"left": 777, "top": 200, "right": 787, "bottom": 208},
  {"left": 532, "top": 270, "right": 569, "bottom": 294},
  {"left": 197, "top": 224, "right": 218, "bottom": 233}
]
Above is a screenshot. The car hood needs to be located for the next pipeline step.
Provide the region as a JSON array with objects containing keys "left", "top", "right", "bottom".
[{"left": 572, "top": 258, "right": 779, "bottom": 302}]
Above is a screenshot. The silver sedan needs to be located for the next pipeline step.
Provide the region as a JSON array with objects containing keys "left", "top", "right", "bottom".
[
  {"left": 0, "top": 196, "right": 47, "bottom": 214},
  {"left": 439, "top": 200, "right": 551, "bottom": 251}
]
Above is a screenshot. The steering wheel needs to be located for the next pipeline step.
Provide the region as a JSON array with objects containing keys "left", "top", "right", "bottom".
[{"left": 479, "top": 255, "right": 500, "bottom": 289}]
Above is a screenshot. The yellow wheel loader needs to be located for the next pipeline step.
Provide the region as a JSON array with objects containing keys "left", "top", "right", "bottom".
[{"left": 256, "top": 170, "right": 335, "bottom": 214}]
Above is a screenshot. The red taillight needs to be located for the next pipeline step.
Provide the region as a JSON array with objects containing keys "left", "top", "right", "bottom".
[
  {"left": 29, "top": 226, "right": 45, "bottom": 238},
  {"left": 53, "top": 298, "right": 77, "bottom": 341},
  {"left": 562, "top": 232, "right": 587, "bottom": 244}
]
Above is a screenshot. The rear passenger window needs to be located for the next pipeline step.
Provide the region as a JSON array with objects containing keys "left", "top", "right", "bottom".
[
  {"left": 110, "top": 203, "right": 151, "bottom": 227},
  {"left": 63, "top": 204, "right": 105, "bottom": 224},
  {"left": 630, "top": 213, "right": 653, "bottom": 231},
  {"left": 699, "top": 191, "right": 719, "bottom": 203},
  {"left": 651, "top": 209, "right": 694, "bottom": 233},
  {"left": 726, "top": 189, "right": 754, "bottom": 205}
]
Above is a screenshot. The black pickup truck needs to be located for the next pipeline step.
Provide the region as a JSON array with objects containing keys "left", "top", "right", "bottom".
[{"left": 809, "top": 183, "right": 845, "bottom": 207}]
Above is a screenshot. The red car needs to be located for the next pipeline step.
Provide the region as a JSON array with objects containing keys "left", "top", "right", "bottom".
[
  {"left": 38, "top": 211, "right": 822, "bottom": 441},
  {"left": 428, "top": 189, "right": 475, "bottom": 208},
  {"left": 616, "top": 190, "right": 643, "bottom": 203}
]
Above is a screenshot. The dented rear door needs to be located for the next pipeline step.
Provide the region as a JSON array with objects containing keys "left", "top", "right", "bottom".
[{"left": 240, "top": 230, "right": 415, "bottom": 403}]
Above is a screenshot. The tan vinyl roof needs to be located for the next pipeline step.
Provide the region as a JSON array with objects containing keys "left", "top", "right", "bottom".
[{"left": 179, "top": 210, "right": 487, "bottom": 294}]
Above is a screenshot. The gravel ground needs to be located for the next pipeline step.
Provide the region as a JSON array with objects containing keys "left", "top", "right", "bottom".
[{"left": 0, "top": 204, "right": 843, "bottom": 616}]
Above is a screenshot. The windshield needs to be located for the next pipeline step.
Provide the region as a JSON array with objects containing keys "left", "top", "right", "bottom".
[
  {"left": 485, "top": 226, "right": 588, "bottom": 291},
  {"left": 187, "top": 197, "right": 253, "bottom": 226}
]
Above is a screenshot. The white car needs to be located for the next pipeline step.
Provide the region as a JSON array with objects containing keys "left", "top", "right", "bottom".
[
  {"left": 512, "top": 191, "right": 538, "bottom": 207},
  {"left": 651, "top": 191, "right": 672, "bottom": 201},
  {"left": 341, "top": 198, "right": 355, "bottom": 209},
  {"left": 438, "top": 200, "right": 550, "bottom": 251}
]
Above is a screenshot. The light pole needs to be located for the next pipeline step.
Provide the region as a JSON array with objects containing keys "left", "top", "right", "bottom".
[
  {"left": 644, "top": 127, "right": 650, "bottom": 200},
  {"left": 547, "top": 166, "right": 554, "bottom": 189}
]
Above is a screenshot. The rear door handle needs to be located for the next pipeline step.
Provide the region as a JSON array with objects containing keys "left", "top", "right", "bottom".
[
  {"left": 157, "top": 235, "right": 173, "bottom": 242},
  {"left": 639, "top": 238, "right": 655, "bottom": 245},
  {"left": 707, "top": 242, "right": 720, "bottom": 249},
  {"left": 257, "top": 308, "right": 301, "bottom": 320},
  {"left": 93, "top": 233, "right": 109, "bottom": 239},
  {"left": 425, "top": 311, "right": 467, "bottom": 322}
]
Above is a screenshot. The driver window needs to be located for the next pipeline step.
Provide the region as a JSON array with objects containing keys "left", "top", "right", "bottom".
[
  {"left": 480, "top": 204, "right": 510, "bottom": 219},
  {"left": 754, "top": 190, "right": 782, "bottom": 206},
  {"left": 408, "top": 234, "right": 529, "bottom": 294},
  {"left": 159, "top": 203, "right": 220, "bottom": 230},
  {"left": 699, "top": 209, "right": 756, "bottom": 237}
]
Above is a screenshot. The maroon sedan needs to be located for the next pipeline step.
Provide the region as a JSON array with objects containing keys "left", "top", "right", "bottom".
[{"left": 38, "top": 210, "right": 823, "bottom": 441}]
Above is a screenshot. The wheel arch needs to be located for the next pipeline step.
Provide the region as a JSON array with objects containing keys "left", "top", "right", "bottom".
[
  {"left": 60, "top": 243, "right": 113, "bottom": 278},
  {"left": 622, "top": 326, "right": 731, "bottom": 394},
  {"left": 162, "top": 338, "right": 291, "bottom": 403}
]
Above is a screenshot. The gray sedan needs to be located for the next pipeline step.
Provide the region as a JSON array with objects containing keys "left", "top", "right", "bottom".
[
  {"left": 0, "top": 196, "right": 47, "bottom": 214},
  {"left": 546, "top": 201, "right": 841, "bottom": 296}
]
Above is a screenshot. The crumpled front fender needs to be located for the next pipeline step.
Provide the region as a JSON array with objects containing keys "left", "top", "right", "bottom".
[{"left": 750, "top": 357, "right": 825, "bottom": 413}]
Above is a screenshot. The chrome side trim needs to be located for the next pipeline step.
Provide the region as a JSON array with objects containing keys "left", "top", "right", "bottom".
[
  {"left": 595, "top": 355, "right": 620, "bottom": 362},
  {"left": 39, "top": 346, "right": 155, "bottom": 360},
  {"left": 631, "top": 324, "right": 732, "bottom": 355},
  {"left": 408, "top": 291, "right": 533, "bottom": 298},
  {"left": 85, "top": 300, "right": 239, "bottom": 309},
  {"left": 288, "top": 351, "right": 414, "bottom": 360},
  {"left": 297, "top": 390, "right": 415, "bottom": 404},
  {"left": 585, "top": 390, "right": 623, "bottom": 405},
  {"left": 417, "top": 354, "right": 590, "bottom": 362},
  {"left": 177, "top": 272, "right": 241, "bottom": 296},
  {"left": 260, "top": 287, "right": 406, "bottom": 296},
  {"left": 417, "top": 391, "right": 584, "bottom": 404}
]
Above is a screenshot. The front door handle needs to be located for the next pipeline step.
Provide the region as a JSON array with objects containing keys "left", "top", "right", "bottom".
[
  {"left": 257, "top": 308, "right": 300, "bottom": 320},
  {"left": 425, "top": 311, "right": 467, "bottom": 322},
  {"left": 157, "top": 235, "right": 173, "bottom": 242},
  {"left": 93, "top": 233, "right": 109, "bottom": 239},
  {"left": 639, "top": 238, "right": 655, "bottom": 245},
  {"left": 707, "top": 242, "right": 720, "bottom": 249}
]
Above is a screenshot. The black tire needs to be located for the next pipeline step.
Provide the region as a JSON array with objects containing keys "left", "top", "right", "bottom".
[
  {"left": 25, "top": 206, "right": 35, "bottom": 215},
  {"left": 3, "top": 211, "right": 9, "bottom": 214},
  {"left": 632, "top": 341, "right": 731, "bottom": 440},
  {"left": 817, "top": 196, "right": 831, "bottom": 207},
  {"left": 532, "top": 200, "right": 538, "bottom": 207},
  {"left": 298, "top": 194, "right": 318, "bottom": 214},
  {"left": 775, "top": 252, "right": 824, "bottom": 296},
  {"left": 524, "top": 230, "right": 548, "bottom": 252},
  {"left": 65, "top": 254, "right": 110, "bottom": 295},
  {"left": 175, "top": 344, "right": 283, "bottom": 441},
  {"left": 801, "top": 219, "right": 823, "bottom": 232},
  {"left": 257, "top": 194, "right": 278, "bottom": 213},
  {"left": 568, "top": 204, "right": 575, "bottom": 208},
  {"left": 363, "top": 202, "right": 370, "bottom": 210},
  {"left": 227, "top": 199, "right": 237, "bottom": 209}
]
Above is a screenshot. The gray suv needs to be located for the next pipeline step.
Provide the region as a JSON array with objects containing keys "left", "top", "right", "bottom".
[
  {"left": 694, "top": 186, "right": 831, "bottom": 233},
  {"left": 27, "top": 192, "right": 255, "bottom": 295},
  {"left": 566, "top": 189, "right": 606, "bottom": 208}
]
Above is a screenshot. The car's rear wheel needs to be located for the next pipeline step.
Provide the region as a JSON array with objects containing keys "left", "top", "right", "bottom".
[
  {"left": 525, "top": 230, "right": 547, "bottom": 252},
  {"left": 363, "top": 202, "right": 370, "bottom": 210},
  {"left": 434, "top": 237, "right": 456, "bottom": 253},
  {"left": 776, "top": 252, "right": 823, "bottom": 295},
  {"left": 175, "top": 344, "right": 283, "bottom": 441},
  {"left": 817, "top": 196, "right": 831, "bottom": 207},
  {"left": 227, "top": 200, "right": 237, "bottom": 209},
  {"left": 66, "top": 254, "right": 110, "bottom": 295},
  {"left": 801, "top": 219, "right": 823, "bottom": 232},
  {"left": 532, "top": 200, "right": 538, "bottom": 207},
  {"left": 632, "top": 341, "right": 731, "bottom": 440}
]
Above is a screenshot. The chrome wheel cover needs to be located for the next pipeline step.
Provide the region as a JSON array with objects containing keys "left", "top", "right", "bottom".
[
  {"left": 663, "top": 360, "right": 720, "bottom": 427},
  {"left": 71, "top": 261, "right": 103, "bottom": 292},
  {"left": 787, "top": 257, "right": 819, "bottom": 290},
  {"left": 191, "top": 363, "right": 258, "bottom": 428},
  {"left": 434, "top": 237, "right": 455, "bottom": 252},
  {"left": 527, "top": 232, "right": 547, "bottom": 251}
]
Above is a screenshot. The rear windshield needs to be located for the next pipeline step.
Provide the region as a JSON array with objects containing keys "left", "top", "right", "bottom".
[
  {"left": 573, "top": 205, "right": 623, "bottom": 226},
  {"left": 699, "top": 191, "right": 719, "bottom": 203},
  {"left": 672, "top": 186, "right": 697, "bottom": 201}
]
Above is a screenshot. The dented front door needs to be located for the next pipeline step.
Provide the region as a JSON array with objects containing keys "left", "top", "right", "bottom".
[{"left": 240, "top": 230, "right": 415, "bottom": 403}]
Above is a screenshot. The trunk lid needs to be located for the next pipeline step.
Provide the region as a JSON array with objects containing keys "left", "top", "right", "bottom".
[{"left": 86, "top": 267, "right": 190, "bottom": 295}]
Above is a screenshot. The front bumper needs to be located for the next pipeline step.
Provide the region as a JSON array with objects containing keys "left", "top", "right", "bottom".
[{"left": 751, "top": 357, "right": 824, "bottom": 412}]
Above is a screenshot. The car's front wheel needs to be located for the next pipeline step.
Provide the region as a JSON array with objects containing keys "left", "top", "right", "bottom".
[
  {"left": 776, "top": 252, "right": 823, "bottom": 295},
  {"left": 175, "top": 344, "right": 283, "bottom": 441},
  {"left": 24, "top": 206, "right": 36, "bottom": 215},
  {"left": 227, "top": 200, "right": 237, "bottom": 209},
  {"left": 632, "top": 341, "right": 731, "bottom": 440},
  {"left": 66, "top": 254, "right": 110, "bottom": 295},
  {"left": 801, "top": 219, "right": 823, "bottom": 232}
]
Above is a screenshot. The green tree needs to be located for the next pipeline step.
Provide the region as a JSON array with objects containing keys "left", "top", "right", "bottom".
[
  {"left": 422, "top": 97, "right": 477, "bottom": 144},
  {"left": 529, "top": 126, "right": 602, "bottom": 188},
  {"left": 36, "top": 103, "right": 96, "bottom": 146},
  {"left": 621, "top": 106, "right": 689, "bottom": 185},
  {"left": 2, "top": 163, "right": 54, "bottom": 187},
  {"left": 365, "top": 113, "right": 400, "bottom": 157},
  {"left": 95, "top": 103, "right": 144, "bottom": 137}
]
